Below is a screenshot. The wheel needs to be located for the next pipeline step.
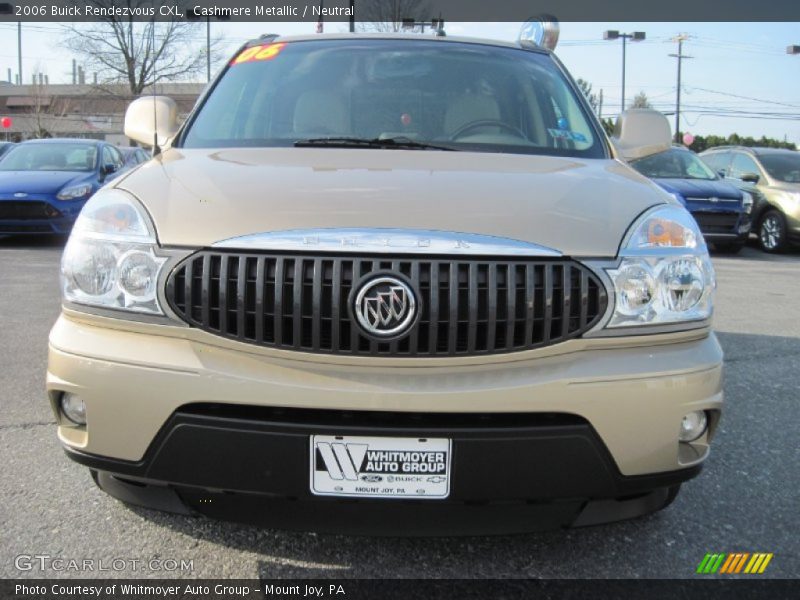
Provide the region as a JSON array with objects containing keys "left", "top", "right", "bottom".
[
  {"left": 714, "top": 242, "right": 744, "bottom": 254},
  {"left": 758, "top": 209, "right": 788, "bottom": 253},
  {"left": 450, "top": 119, "right": 527, "bottom": 140}
]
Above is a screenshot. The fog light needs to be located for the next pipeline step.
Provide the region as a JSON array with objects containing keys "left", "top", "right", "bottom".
[
  {"left": 679, "top": 410, "right": 707, "bottom": 442},
  {"left": 60, "top": 393, "right": 86, "bottom": 425}
]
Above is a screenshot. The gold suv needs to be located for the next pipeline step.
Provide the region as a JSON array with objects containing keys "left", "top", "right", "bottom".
[{"left": 47, "top": 26, "right": 723, "bottom": 535}]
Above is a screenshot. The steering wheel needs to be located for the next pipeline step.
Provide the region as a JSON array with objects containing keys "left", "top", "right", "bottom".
[{"left": 450, "top": 119, "right": 527, "bottom": 141}]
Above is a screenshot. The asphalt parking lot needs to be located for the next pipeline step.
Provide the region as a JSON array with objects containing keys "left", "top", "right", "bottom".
[{"left": 0, "top": 236, "right": 797, "bottom": 580}]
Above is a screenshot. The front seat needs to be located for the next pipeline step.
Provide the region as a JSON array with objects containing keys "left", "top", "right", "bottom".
[
  {"left": 38, "top": 150, "right": 66, "bottom": 169},
  {"left": 293, "top": 90, "right": 350, "bottom": 137},
  {"left": 443, "top": 93, "right": 501, "bottom": 137}
]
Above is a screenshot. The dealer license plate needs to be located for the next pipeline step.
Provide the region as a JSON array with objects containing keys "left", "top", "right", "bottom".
[{"left": 310, "top": 435, "right": 451, "bottom": 499}]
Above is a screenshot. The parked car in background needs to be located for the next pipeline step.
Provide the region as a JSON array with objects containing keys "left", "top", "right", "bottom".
[
  {"left": 0, "top": 141, "right": 14, "bottom": 160},
  {"left": 120, "top": 146, "right": 150, "bottom": 168},
  {"left": 629, "top": 146, "right": 751, "bottom": 253},
  {"left": 0, "top": 138, "right": 129, "bottom": 235},
  {"left": 701, "top": 146, "right": 800, "bottom": 252}
]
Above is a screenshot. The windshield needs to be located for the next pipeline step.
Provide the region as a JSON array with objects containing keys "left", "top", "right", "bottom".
[
  {"left": 631, "top": 148, "right": 717, "bottom": 180},
  {"left": 0, "top": 143, "right": 98, "bottom": 172},
  {"left": 180, "top": 39, "right": 605, "bottom": 158},
  {"left": 758, "top": 152, "right": 800, "bottom": 183}
]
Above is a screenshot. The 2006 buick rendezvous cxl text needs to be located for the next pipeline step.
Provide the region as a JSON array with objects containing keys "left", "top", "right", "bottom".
[{"left": 47, "top": 23, "right": 723, "bottom": 534}]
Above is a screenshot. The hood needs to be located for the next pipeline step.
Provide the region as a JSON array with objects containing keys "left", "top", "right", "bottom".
[
  {"left": 654, "top": 178, "right": 742, "bottom": 200},
  {"left": 117, "top": 148, "right": 672, "bottom": 257},
  {"left": 0, "top": 170, "right": 90, "bottom": 195}
]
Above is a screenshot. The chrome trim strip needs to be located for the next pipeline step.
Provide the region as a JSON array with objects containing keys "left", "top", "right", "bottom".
[
  {"left": 213, "top": 228, "right": 562, "bottom": 257},
  {"left": 685, "top": 197, "right": 739, "bottom": 203}
]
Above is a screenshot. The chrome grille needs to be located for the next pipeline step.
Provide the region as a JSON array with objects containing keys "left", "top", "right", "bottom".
[{"left": 165, "top": 252, "right": 607, "bottom": 357}]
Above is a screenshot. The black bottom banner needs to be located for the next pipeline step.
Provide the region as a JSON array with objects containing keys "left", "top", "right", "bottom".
[{"left": 2, "top": 579, "right": 798, "bottom": 600}]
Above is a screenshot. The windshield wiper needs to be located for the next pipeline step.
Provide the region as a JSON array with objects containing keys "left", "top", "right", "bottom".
[{"left": 294, "top": 136, "right": 459, "bottom": 151}]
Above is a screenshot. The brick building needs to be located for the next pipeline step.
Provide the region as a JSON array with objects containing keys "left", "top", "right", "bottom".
[{"left": 0, "top": 82, "right": 204, "bottom": 145}]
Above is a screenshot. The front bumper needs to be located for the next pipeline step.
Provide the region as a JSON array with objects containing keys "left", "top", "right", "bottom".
[
  {"left": 0, "top": 198, "right": 83, "bottom": 235},
  {"left": 0, "top": 216, "right": 76, "bottom": 235},
  {"left": 700, "top": 217, "right": 751, "bottom": 244},
  {"left": 47, "top": 313, "right": 723, "bottom": 531}
]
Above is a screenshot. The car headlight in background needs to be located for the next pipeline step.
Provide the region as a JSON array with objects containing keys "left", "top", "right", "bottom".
[
  {"left": 603, "top": 205, "right": 715, "bottom": 329},
  {"left": 741, "top": 191, "right": 753, "bottom": 215},
  {"left": 56, "top": 183, "right": 93, "bottom": 201},
  {"left": 61, "top": 189, "right": 166, "bottom": 314}
]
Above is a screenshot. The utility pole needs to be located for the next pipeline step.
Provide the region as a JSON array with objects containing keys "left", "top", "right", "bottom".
[
  {"left": 670, "top": 34, "right": 692, "bottom": 144},
  {"left": 17, "top": 22, "right": 22, "bottom": 87},
  {"left": 206, "top": 17, "right": 211, "bottom": 82},
  {"left": 349, "top": 0, "right": 354, "bottom": 32},
  {"left": 598, "top": 89, "right": 603, "bottom": 119}
]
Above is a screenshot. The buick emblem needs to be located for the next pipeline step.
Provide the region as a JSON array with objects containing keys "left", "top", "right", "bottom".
[{"left": 354, "top": 276, "right": 416, "bottom": 338}]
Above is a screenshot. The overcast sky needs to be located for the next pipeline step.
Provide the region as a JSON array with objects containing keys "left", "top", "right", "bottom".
[{"left": 1, "top": 21, "right": 798, "bottom": 144}]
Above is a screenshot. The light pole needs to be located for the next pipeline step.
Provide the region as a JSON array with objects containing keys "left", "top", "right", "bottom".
[
  {"left": 349, "top": 0, "right": 354, "bottom": 33},
  {"left": 186, "top": 10, "right": 229, "bottom": 83},
  {"left": 603, "top": 30, "right": 645, "bottom": 112},
  {"left": 670, "top": 34, "right": 692, "bottom": 144}
]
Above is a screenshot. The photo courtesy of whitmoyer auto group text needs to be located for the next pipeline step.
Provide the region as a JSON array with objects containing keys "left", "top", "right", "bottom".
[{"left": 0, "top": 0, "right": 797, "bottom": 598}]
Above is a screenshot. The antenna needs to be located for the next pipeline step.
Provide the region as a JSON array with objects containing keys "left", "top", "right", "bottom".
[{"left": 151, "top": 18, "right": 161, "bottom": 156}]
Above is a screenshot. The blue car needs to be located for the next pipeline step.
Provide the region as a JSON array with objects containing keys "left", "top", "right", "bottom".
[
  {"left": 0, "top": 138, "right": 129, "bottom": 235},
  {"left": 630, "top": 146, "right": 752, "bottom": 253}
]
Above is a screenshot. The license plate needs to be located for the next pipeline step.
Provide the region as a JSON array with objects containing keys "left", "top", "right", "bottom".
[{"left": 310, "top": 435, "right": 451, "bottom": 499}]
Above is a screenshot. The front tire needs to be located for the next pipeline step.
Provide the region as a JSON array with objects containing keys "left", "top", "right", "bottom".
[{"left": 759, "top": 210, "right": 788, "bottom": 253}]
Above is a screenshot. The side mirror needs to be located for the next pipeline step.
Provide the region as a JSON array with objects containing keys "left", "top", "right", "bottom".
[
  {"left": 611, "top": 109, "right": 672, "bottom": 161},
  {"left": 717, "top": 170, "right": 726, "bottom": 178},
  {"left": 741, "top": 172, "right": 760, "bottom": 184},
  {"left": 100, "top": 163, "right": 116, "bottom": 176},
  {"left": 124, "top": 96, "right": 179, "bottom": 150}
]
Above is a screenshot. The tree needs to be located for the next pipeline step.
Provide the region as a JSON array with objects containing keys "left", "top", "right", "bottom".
[
  {"left": 26, "top": 68, "right": 73, "bottom": 139},
  {"left": 357, "top": 0, "right": 430, "bottom": 33},
  {"left": 685, "top": 133, "right": 796, "bottom": 153},
  {"left": 575, "top": 78, "right": 598, "bottom": 114},
  {"left": 630, "top": 91, "right": 652, "bottom": 109},
  {"left": 61, "top": 1, "right": 223, "bottom": 97}
]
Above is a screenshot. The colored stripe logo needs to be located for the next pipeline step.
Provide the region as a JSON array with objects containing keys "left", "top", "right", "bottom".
[{"left": 696, "top": 553, "right": 773, "bottom": 574}]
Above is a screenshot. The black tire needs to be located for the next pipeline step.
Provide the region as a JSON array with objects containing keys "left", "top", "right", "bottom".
[
  {"left": 758, "top": 209, "right": 788, "bottom": 253},
  {"left": 714, "top": 242, "right": 744, "bottom": 254}
]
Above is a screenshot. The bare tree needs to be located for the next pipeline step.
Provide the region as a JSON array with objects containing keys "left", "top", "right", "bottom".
[
  {"left": 631, "top": 91, "right": 653, "bottom": 109},
  {"left": 61, "top": 1, "right": 223, "bottom": 97},
  {"left": 26, "top": 69, "right": 73, "bottom": 139},
  {"left": 357, "top": 0, "right": 430, "bottom": 33}
]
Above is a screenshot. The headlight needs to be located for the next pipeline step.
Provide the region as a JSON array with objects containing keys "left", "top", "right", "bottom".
[
  {"left": 61, "top": 189, "right": 166, "bottom": 314},
  {"left": 56, "top": 183, "right": 93, "bottom": 201},
  {"left": 741, "top": 191, "right": 753, "bottom": 215},
  {"left": 604, "top": 205, "right": 715, "bottom": 329}
]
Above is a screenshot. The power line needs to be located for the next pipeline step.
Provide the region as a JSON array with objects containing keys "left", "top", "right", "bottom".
[{"left": 687, "top": 86, "right": 800, "bottom": 109}]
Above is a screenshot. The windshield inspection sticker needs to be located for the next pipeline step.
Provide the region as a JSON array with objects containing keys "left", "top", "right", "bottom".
[
  {"left": 310, "top": 435, "right": 451, "bottom": 499},
  {"left": 548, "top": 128, "right": 588, "bottom": 142},
  {"left": 231, "top": 42, "right": 286, "bottom": 65}
]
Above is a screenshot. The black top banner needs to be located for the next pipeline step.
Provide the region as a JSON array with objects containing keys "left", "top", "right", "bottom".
[{"left": 0, "top": 0, "right": 799, "bottom": 23}]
